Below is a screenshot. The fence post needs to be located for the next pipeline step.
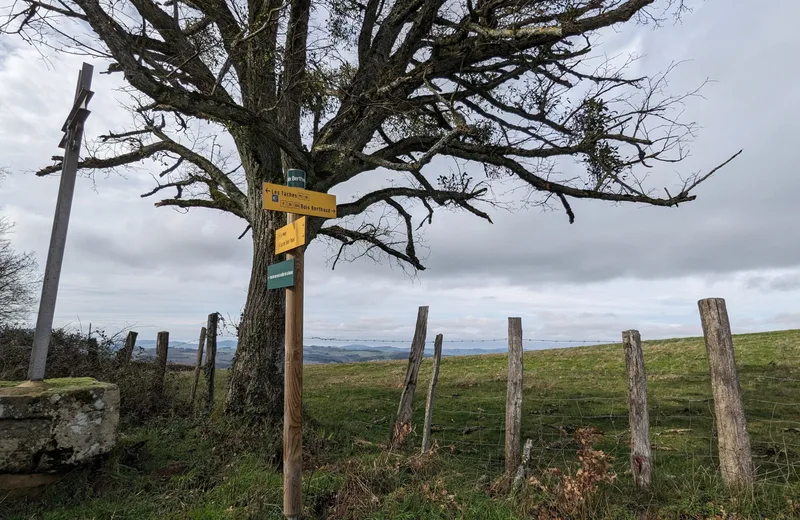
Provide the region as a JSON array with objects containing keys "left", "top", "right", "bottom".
[
  {"left": 205, "top": 313, "right": 218, "bottom": 413},
  {"left": 623, "top": 329, "right": 652, "bottom": 489},
  {"left": 389, "top": 305, "right": 429, "bottom": 448},
  {"left": 505, "top": 317, "right": 523, "bottom": 474},
  {"left": 154, "top": 331, "right": 169, "bottom": 394},
  {"left": 116, "top": 330, "right": 137, "bottom": 364},
  {"left": 698, "top": 298, "right": 754, "bottom": 488},
  {"left": 190, "top": 326, "right": 207, "bottom": 406},
  {"left": 421, "top": 333, "right": 443, "bottom": 454}
]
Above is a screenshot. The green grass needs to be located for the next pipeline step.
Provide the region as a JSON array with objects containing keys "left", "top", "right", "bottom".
[{"left": 4, "top": 330, "right": 800, "bottom": 519}]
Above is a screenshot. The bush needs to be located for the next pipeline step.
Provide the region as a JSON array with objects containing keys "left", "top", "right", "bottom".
[{"left": 0, "top": 325, "right": 186, "bottom": 424}]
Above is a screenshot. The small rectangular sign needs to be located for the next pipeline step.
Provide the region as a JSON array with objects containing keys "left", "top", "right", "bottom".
[
  {"left": 267, "top": 258, "right": 295, "bottom": 289},
  {"left": 263, "top": 183, "right": 337, "bottom": 218},
  {"left": 275, "top": 217, "right": 306, "bottom": 255}
]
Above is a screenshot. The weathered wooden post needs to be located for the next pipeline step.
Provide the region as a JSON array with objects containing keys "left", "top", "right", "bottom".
[
  {"left": 698, "top": 298, "right": 754, "bottom": 488},
  {"left": 190, "top": 326, "right": 207, "bottom": 406},
  {"left": 389, "top": 305, "right": 429, "bottom": 449},
  {"left": 204, "top": 313, "right": 218, "bottom": 413},
  {"left": 154, "top": 331, "right": 169, "bottom": 394},
  {"left": 26, "top": 63, "right": 94, "bottom": 383},
  {"left": 116, "top": 330, "right": 138, "bottom": 364},
  {"left": 505, "top": 317, "right": 523, "bottom": 474},
  {"left": 623, "top": 329, "right": 652, "bottom": 489},
  {"left": 421, "top": 333, "right": 443, "bottom": 454}
]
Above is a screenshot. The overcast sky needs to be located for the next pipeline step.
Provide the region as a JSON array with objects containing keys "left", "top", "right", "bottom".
[{"left": 2, "top": 1, "right": 799, "bottom": 349}]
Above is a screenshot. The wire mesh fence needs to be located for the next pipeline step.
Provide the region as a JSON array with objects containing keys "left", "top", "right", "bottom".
[{"left": 303, "top": 333, "right": 800, "bottom": 489}]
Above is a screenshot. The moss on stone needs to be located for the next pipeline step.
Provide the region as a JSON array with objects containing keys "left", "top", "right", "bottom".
[{"left": 0, "top": 378, "right": 114, "bottom": 397}]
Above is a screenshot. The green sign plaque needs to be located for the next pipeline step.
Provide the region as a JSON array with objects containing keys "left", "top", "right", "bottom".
[{"left": 267, "top": 258, "right": 295, "bottom": 289}]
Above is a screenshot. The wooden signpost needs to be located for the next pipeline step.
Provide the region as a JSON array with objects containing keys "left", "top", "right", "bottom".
[{"left": 265, "top": 170, "right": 336, "bottom": 519}]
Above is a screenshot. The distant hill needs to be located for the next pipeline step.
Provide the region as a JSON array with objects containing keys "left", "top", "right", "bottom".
[{"left": 133, "top": 342, "right": 506, "bottom": 368}]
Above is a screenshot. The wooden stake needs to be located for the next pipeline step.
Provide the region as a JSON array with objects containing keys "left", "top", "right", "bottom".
[
  {"left": 116, "top": 330, "right": 137, "bottom": 364},
  {"left": 205, "top": 313, "right": 218, "bottom": 414},
  {"left": 698, "top": 298, "right": 754, "bottom": 488},
  {"left": 283, "top": 212, "right": 305, "bottom": 518},
  {"left": 389, "top": 305, "right": 429, "bottom": 449},
  {"left": 421, "top": 333, "right": 443, "bottom": 454},
  {"left": 190, "top": 326, "right": 207, "bottom": 406},
  {"left": 154, "top": 331, "right": 169, "bottom": 394},
  {"left": 505, "top": 317, "right": 523, "bottom": 474},
  {"left": 623, "top": 329, "right": 652, "bottom": 489}
]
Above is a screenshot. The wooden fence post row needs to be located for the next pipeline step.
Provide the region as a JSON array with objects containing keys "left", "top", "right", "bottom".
[
  {"left": 390, "top": 306, "right": 429, "bottom": 449},
  {"left": 698, "top": 298, "right": 754, "bottom": 488},
  {"left": 623, "top": 329, "right": 652, "bottom": 489},
  {"left": 505, "top": 317, "right": 523, "bottom": 475},
  {"left": 421, "top": 334, "right": 443, "bottom": 454}
]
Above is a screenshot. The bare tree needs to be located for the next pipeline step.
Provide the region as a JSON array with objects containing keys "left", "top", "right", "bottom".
[
  {"left": 0, "top": 217, "right": 39, "bottom": 327},
  {"left": 2, "top": 0, "right": 738, "bottom": 422}
]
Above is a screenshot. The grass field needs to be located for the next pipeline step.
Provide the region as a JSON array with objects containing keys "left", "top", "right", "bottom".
[{"left": 4, "top": 329, "right": 800, "bottom": 519}]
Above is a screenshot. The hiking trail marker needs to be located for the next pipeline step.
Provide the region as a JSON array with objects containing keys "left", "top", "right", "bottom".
[
  {"left": 267, "top": 259, "right": 295, "bottom": 289},
  {"left": 262, "top": 182, "right": 336, "bottom": 218},
  {"left": 275, "top": 217, "right": 306, "bottom": 255},
  {"left": 263, "top": 170, "right": 336, "bottom": 519}
]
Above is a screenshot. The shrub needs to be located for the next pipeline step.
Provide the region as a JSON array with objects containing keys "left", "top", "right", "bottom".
[{"left": 0, "top": 325, "right": 185, "bottom": 424}]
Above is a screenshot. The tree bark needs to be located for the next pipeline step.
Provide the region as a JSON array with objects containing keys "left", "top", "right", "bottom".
[{"left": 225, "top": 182, "right": 287, "bottom": 422}]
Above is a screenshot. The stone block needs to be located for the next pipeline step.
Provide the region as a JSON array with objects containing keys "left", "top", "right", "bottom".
[{"left": 0, "top": 377, "right": 120, "bottom": 475}]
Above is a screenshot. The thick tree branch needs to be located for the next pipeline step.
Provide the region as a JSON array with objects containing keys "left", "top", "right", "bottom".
[
  {"left": 154, "top": 197, "right": 248, "bottom": 219},
  {"left": 318, "top": 224, "right": 425, "bottom": 271},
  {"left": 337, "top": 186, "right": 488, "bottom": 220}
]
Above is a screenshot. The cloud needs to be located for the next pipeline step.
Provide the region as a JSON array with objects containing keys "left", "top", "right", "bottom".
[
  {"left": 2, "top": 2, "right": 800, "bottom": 345},
  {"left": 743, "top": 273, "right": 800, "bottom": 293}
]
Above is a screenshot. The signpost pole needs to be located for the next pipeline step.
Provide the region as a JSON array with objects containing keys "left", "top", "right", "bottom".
[{"left": 283, "top": 169, "right": 305, "bottom": 519}]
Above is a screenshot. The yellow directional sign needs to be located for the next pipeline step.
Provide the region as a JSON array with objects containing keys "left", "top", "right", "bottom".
[
  {"left": 263, "top": 183, "right": 337, "bottom": 218},
  {"left": 276, "top": 217, "right": 306, "bottom": 255}
]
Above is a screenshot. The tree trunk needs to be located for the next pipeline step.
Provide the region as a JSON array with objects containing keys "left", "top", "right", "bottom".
[{"left": 225, "top": 207, "right": 287, "bottom": 422}]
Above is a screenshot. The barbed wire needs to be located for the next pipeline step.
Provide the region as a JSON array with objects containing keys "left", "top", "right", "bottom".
[{"left": 303, "top": 336, "right": 619, "bottom": 344}]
